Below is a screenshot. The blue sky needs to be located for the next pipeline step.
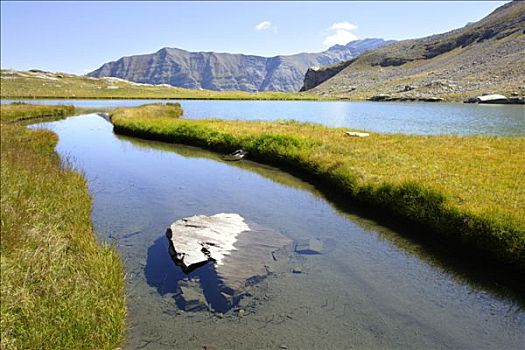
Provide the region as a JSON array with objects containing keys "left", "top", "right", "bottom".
[{"left": 1, "top": 1, "right": 508, "bottom": 74}]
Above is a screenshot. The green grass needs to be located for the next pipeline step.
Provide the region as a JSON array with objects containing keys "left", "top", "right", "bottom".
[
  {"left": 1, "top": 106, "right": 126, "bottom": 349},
  {"left": 112, "top": 102, "right": 183, "bottom": 120},
  {"left": 1, "top": 69, "right": 325, "bottom": 101},
  {"left": 0, "top": 103, "right": 75, "bottom": 123},
  {"left": 111, "top": 104, "right": 525, "bottom": 272}
]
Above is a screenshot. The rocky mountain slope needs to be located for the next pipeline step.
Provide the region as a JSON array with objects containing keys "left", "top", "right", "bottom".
[
  {"left": 87, "top": 39, "right": 394, "bottom": 92},
  {"left": 302, "top": 1, "right": 525, "bottom": 101}
]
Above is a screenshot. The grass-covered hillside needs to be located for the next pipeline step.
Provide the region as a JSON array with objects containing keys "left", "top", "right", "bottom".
[
  {"left": 0, "top": 69, "right": 321, "bottom": 100},
  {"left": 112, "top": 104, "right": 525, "bottom": 273},
  {"left": 0, "top": 104, "right": 126, "bottom": 349}
]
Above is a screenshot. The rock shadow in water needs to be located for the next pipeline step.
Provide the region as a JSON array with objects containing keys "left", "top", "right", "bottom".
[{"left": 144, "top": 236, "right": 233, "bottom": 313}]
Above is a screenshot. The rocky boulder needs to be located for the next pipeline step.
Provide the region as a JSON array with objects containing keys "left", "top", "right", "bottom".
[
  {"left": 465, "top": 94, "right": 510, "bottom": 104},
  {"left": 166, "top": 213, "right": 292, "bottom": 291}
]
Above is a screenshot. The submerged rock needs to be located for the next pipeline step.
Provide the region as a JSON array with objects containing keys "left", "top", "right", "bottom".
[
  {"left": 166, "top": 214, "right": 292, "bottom": 291},
  {"left": 292, "top": 267, "right": 303, "bottom": 274},
  {"left": 294, "top": 238, "right": 324, "bottom": 255},
  {"left": 178, "top": 278, "right": 208, "bottom": 311}
]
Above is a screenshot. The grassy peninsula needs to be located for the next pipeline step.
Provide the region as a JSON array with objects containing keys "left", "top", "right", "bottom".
[
  {"left": 111, "top": 103, "right": 525, "bottom": 272},
  {"left": 0, "top": 104, "right": 126, "bottom": 349},
  {"left": 0, "top": 102, "right": 75, "bottom": 123},
  {"left": 1, "top": 69, "right": 322, "bottom": 101}
]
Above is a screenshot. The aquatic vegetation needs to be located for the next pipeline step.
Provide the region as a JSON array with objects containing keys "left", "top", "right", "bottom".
[
  {"left": 112, "top": 104, "right": 525, "bottom": 272},
  {"left": 0, "top": 106, "right": 126, "bottom": 349}
]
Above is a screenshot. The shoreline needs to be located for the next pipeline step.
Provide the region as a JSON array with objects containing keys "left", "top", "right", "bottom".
[
  {"left": 3, "top": 96, "right": 523, "bottom": 106},
  {"left": 1, "top": 95, "right": 330, "bottom": 101},
  {"left": 0, "top": 104, "right": 126, "bottom": 349}
]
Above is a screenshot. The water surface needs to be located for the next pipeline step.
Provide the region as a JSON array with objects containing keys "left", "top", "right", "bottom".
[
  {"left": 11, "top": 98, "right": 525, "bottom": 135},
  {"left": 33, "top": 115, "right": 524, "bottom": 349}
]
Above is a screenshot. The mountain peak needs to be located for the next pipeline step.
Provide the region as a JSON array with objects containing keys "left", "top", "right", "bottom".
[
  {"left": 327, "top": 38, "right": 396, "bottom": 53},
  {"left": 87, "top": 38, "right": 393, "bottom": 92}
]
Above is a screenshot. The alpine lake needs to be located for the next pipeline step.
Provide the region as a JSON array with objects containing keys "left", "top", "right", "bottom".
[{"left": 27, "top": 99, "right": 525, "bottom": 349}]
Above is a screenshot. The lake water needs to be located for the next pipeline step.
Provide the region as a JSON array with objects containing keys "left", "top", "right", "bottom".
[
  {"left": 9, "top": 98, "right": 525, "bottom": 135},
  {"left": 32, "top": 114, "right": 524, "bottom": 349}
]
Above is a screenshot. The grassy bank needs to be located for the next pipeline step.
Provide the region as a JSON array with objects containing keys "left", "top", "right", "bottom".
[
  {"left": 1, "top": 69, "right": 324, "bottom": 101},
  {"left": 112, "top": 104, "right": 525, "bottom": 272},
  {"left": 1, "top": 105, "right": 126, "bottom": 349},
  {"left": 0, "top": 103, "right": 75, "bottom": 123}
]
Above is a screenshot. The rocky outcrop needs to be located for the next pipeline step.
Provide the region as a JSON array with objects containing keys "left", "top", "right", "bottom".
[
  {"left": 304, "top": 1, "right": 525, "bottom": 101},
  {"left": 300, "top": 60, "right": 353, "bottom": 92},
  {"left": 87, "top": 39, "right": 394, "bottom": 92},
  {"left": 367, "top": 95, "right": 444, "bottom": 102}
]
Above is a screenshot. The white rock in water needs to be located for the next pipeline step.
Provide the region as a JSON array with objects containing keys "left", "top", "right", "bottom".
[
  {"left": 167, "top": 213, "right": 249, "bottom": 269},
  {"left": 166, "top": 213, "right": 292, "bottom": 291}
]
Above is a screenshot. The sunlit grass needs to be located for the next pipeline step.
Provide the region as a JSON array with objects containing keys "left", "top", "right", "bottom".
[
  {"left": 112, "top": 102, "right": 183, "bottom": 120},
  {"left": 1, "top": 106, "right": 126, "bottom": 349},
  {"left": 112, "top": 104, "right": 525, "bottom": 271},
  {"left": 1, "top": 70, "right": 324, "bottom": 101},
  {"left": 0, "top": 103, "right": 75, "bottom": 123}
]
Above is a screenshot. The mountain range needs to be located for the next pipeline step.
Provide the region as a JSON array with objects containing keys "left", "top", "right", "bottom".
[
  {"left": 87, "top": 39, "right": 394, "bottom": 92},
  {"left": 302, "top": 0, "right": 525, "bottom": 101}
]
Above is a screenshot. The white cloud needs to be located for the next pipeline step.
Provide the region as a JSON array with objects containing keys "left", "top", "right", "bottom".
[
  {"left": 323, "top": 22, "right": 359, "bottom": 46},
  {"left": 255, "top": 21, "right": 272, "bottom": 31},
  {"left": 329, "top": 22, "right": 358, "bottom": 31}
]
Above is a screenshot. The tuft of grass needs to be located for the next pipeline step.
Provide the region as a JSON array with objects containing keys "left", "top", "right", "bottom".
[
  {"left": 111, "top": 104, "right": 525, "bottom": 272},
  {"left": 0, "top": 103, "right": 75, "bottom": 123},
  {"left": 1, "top": 107, "right": 126, "bottom": 349},
  {"left": 111, "top": 102, "right": 183, "bottom": 120}
]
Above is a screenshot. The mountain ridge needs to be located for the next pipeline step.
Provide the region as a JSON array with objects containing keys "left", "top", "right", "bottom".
[{"left": 87, "top": 39, "right": 395, "bottom": 92}]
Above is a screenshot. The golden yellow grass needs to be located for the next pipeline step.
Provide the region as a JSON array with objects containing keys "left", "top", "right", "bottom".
[
  {"left": 112, "top": 104, "right": 525, "bottom": 269},
  {"left": 0, "top": 103, "right": 74, "bottom": 123},
  {"left": 1, "top": 106, "right": 126, "bottom": 349},
  {"left": 1, "top": 70, "right": 323, "bottom": 101}
]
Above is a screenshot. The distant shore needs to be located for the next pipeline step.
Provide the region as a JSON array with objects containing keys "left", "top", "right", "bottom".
[{"left": 5, "top": 69, "right": 523, "bottom": 103}]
